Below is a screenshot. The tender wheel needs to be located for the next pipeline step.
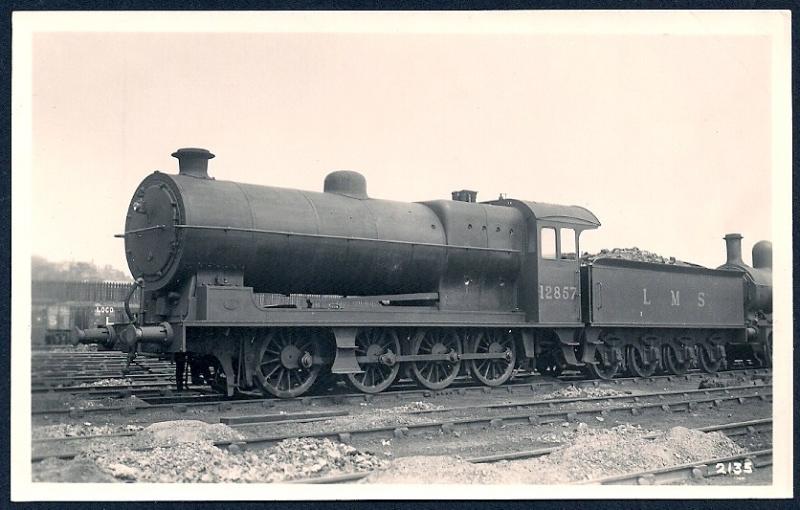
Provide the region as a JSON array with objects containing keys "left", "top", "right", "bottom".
[
  {"left": 346, "top": 328, "right": 401, "bottom": 394},
  {"left": 585, "top": 344, "right": 621, "bottom": 380},
  {"left": 663, "top": 343, "right": 691, "bottom": 375},
  {"left": 255, "top": 329, "right": 321, "bottom": 398},
  {"left": 698, "top": 341, "right": 723, "bottom": 374},
  {"left": 467, "top": 329, "right": 516, "bottom": 387},
  {"left": 627, "top": 344, "right": 657, "bottom": 378},
  {"left": 410, "top": 329, "right": 462, "bottom": 390}
]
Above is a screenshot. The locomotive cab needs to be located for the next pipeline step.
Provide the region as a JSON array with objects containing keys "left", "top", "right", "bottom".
[{"left": 487, "top": 199, "right": 600, "bottom": 324}]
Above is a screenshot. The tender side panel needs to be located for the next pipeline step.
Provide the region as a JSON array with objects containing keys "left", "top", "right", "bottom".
[{"left": 585, "top": 261, "right": 744, "bottom": 327}]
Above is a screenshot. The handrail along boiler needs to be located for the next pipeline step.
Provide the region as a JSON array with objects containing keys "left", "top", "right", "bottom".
[{"left": 76, "top": 148, "right": 773, "bottom": 397}]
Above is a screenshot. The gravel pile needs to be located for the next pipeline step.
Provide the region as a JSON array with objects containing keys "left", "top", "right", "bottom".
[
  {"left": 362, "top": 424, "right": 743, "bottom": 484},
  {"left": 86, "top": 434, "right": 383, "bottom": 483},
  {"left": 42, "top": 345, "right": 98, "bottom": 352},
  {"left": 131, "top": 420, "right": 245, "bottom": 448},
  {"left": 254, "top": 438, "right": 386, "bottom": 481},
  {"left": 55, "top": 395, "right": 141, "bottom": 409},
  {"left": 535, "top": 423, "right": 650, "bottom": 444},
  {"left": 540, "top": 386, "right": 629, "bottom": 400},
  {"left": 698, "top": 375, "right": 765, "bottom": 389},
  {"left": 37, "top": 420, "right": 384, "bottom": 483},
  {"left": 389, "top": 401, "right": 445, "bottom": 413},
  {"left": 90, "top": 441, "right": 237, "bottom": 483},
  {"left": 521, "top": 424, "right": 744, "bottom": 484},
  {"left": 582, "top": 247, "right": 695, "bottom": 266},
  {"left": 78, "top": 378, "right": 133, "bottom": 387},
  {"left": 91, "top": 438, "right": 384, "bottom": 483},
  {"left": 698, "top": 377, "right": 731, "bottom": 389},
  {"left": 33, "top": 422, "right": 142, "bottom": 439}
]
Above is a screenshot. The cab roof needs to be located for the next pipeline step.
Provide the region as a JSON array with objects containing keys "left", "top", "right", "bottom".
[{"left": 488, "top": 199, "right": 601, "bottom": 228}]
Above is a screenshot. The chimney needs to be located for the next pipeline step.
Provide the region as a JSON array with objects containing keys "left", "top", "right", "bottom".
[
  {"left": 723, "top": 233, "right": 744, "bottom": 267},
  {"left": 451, "top": 190, "right": 478, "bottom": 203},
  {"left": 172, "top": 148, "right": 215, "bottom": 179}
]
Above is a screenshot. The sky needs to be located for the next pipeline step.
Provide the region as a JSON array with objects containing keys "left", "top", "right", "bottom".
[{"left": 29, "top": 23, "right": 774, "bottom": 272}]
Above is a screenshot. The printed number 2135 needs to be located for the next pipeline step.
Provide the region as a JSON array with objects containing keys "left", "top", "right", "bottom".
[{"left": 715, "top": 460, "right": 753, "bottom": 476}]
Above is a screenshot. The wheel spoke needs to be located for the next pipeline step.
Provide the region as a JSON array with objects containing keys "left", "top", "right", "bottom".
[
  {"left": 262, "top": 362, "right": 281, "bottom": 380},
  {"left": 422, "top": 362, "right": 433, "bottom": 379}
]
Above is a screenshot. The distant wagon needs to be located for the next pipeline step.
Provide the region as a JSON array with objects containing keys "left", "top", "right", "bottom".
[{"left": 32, "top": 280, "right": 140, "bottom": 346}]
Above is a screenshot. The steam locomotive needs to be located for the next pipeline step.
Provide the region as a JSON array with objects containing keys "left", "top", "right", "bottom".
[{"left": 76, "top": 148, "right": 772, "bottom": 398}]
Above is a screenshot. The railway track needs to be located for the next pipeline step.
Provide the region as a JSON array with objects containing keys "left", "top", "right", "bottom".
[
  {"left": 32, "top": 348, "right": 769, "bottom": 392},
  {"left": 31, "top": 368, "right": 770, "bottom": 421},
  {"left": 212, "top": 383, "right": 771, "bottom": 449},
  {"left": 32, "top": 351, "right": 174, "bottom": 375},
  {"left": 286, "top": 418, "right": 773, "bottom": 484},
  {"left": 574, "top": 448, "right": 772, "bottom": 485},
  {"left": 33, "top": 374, "right": 174, "bottom": 387},
  {"left": 33, "top": 364, "right": 174, "bottom": 380},
  {"left": 31, "top": 383, "right": 771, "bottom": 462},
  {"left": 402, "top": 383, "right": 773, "bottom": 417},
  {"left": 33, "top": 383, "right": 185, "bottom": 398}
]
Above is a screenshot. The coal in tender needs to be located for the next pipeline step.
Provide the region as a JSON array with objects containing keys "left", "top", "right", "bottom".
[{"left": 582, "top": 247, "right": 697, "bottom": 266}]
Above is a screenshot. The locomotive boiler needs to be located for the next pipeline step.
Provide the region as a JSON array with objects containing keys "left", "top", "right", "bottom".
[{"left": 77, "top": 148, "right": 773, "bottom": 398}]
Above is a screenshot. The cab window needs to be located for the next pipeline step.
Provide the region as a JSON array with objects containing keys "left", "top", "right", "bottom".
[
  {"left": 541, "top": 227, "right": 557, "bottom": 259},
  {"left": 560, "top": 228, "right": 577, "bottom": 260}
]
